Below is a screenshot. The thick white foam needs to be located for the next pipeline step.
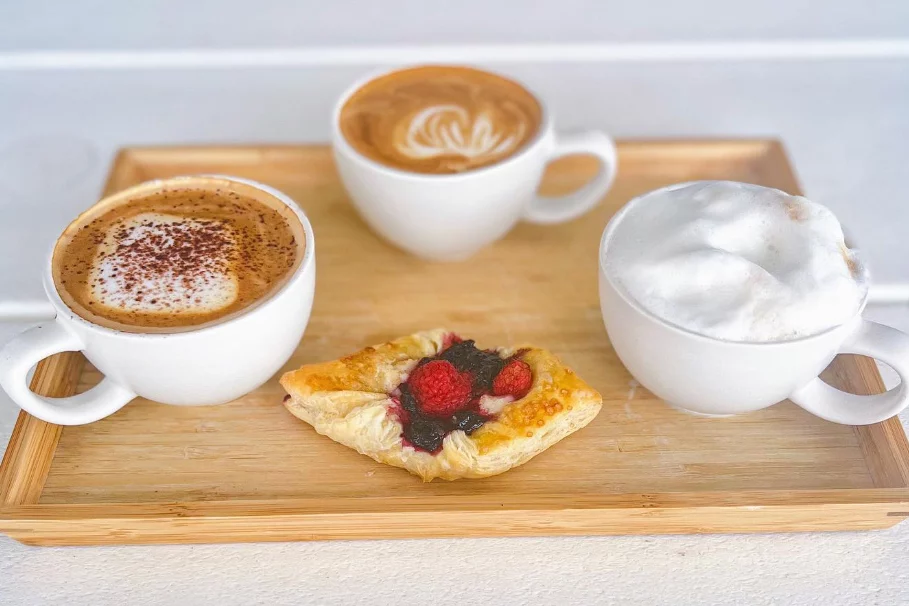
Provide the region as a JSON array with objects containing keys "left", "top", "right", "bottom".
[
  {"left": 398, "top": 104, "right": 523, "bottom": 161},
  {"left": 88, "top": 213, "right": 239, "bottom": 316},
  {"left": 604, "top": 181, "right": 868, "bottom": 342}
]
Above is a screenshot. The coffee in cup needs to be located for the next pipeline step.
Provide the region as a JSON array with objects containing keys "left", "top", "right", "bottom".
[
  {"left": 53, "top": 178, "right": 305, "bottom": 333},
  {"left": 338, "top": 65, "right": 542, "bottom": 175},
  {"left": 0, "top": 175, "right": 316, "bottom": 425},
  {"left": 605, "top": 180, "right": 867, "bottom": 342},
  {"left": 599, "top": 181, "right": 909, "bottom": 425},
  {"left": 332, "top": 64, "right": 618, "bottom": 261}
]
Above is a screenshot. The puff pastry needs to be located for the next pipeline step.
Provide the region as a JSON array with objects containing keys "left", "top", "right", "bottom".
[{"left": 280, "top": 328, "right": 602, "bottom": 481}]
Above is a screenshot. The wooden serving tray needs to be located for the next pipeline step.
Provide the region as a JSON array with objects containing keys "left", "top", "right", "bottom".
[{"left": 2, "top": 141, "right": 908, "bottom": 546}]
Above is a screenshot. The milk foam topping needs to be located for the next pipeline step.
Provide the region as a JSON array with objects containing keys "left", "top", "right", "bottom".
[
  {"left": 88, "top": 213, "right": 239, "bottom": 316},
  {"left": 338, "top": 66, "right": 541, "bottom": 174},
  {"left": 399, "top": 104, "right": 524, "bottom": 162},
  {"left": 604, "top": 181, "right": 867, "bottom": 342}
]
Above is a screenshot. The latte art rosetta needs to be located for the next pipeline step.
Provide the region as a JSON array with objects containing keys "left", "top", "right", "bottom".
[
  {"left": 339, "top": 66, "right": 542, "bottom": 175},
  {"left": 400, "top": 105, "right": 525, "bottom": 162}
]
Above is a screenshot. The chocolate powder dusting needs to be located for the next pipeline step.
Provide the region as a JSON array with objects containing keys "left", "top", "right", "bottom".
[
  {"left": 53, "top": 184, "right": 303, "bottom": 332},
  {"left": 783, "top": 197, "right": 807, "bottom": 222},
  {"left": 109, "top": 219, "right": 236, "bottom": 298},
  {"left": 840, "top": 243, "right": 861, "bottom": 279}
]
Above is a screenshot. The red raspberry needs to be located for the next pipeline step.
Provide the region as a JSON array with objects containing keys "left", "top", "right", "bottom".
[
  {"left": 408, "top": 360, "right": 472, "bottom": 418},
  {"left": 492, "top": 359, "right": 533, "bottom": 399}
]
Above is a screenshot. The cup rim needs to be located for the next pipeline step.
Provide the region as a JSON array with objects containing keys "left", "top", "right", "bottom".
[
  {"left": 42, "top": 174, "right": 316, "bottom": 340},
  {"left": 598, "top": 180, "right": 869, "bottom": 347},
  {"left": 330, "top": 63, "right": 553, "bottom": 182}
]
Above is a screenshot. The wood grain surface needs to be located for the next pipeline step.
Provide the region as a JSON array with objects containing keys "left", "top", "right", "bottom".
[{"left": 1, "top": 140, "right": 907, "bottom": 545}]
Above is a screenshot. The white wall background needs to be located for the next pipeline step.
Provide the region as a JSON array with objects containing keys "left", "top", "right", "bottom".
[{"left": 3, "top": 0, "right": 909, "bottom": 49}]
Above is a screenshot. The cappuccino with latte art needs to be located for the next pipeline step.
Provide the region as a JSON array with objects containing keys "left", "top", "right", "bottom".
[
  {"left": 332, "top": 64, "right": 617, "bottom": 260},
  {"left": 339, "top": 66, "right": 542, "bottom": 174}
]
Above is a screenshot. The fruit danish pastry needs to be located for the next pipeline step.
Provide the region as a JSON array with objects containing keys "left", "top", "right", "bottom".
[{"left": 279, "top": 329, "right": 602, "bottom": 481}]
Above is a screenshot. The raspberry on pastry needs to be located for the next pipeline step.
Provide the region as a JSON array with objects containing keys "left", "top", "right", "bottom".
[
  {"left": 492, "top": 359, "right": 533, "bottom": 399},
  {"left": 407, "top": 360, "right": 472, "bottom": 418},
  {"left": 279, "top": 328, "right": 603, "bottom": 482}
]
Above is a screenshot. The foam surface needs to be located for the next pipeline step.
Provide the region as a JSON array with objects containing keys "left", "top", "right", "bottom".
[
  {"left": 88, "top": 213, "right": 239, "bottom": 316},
  {"left": 398, "top": 104, "right": 525, "bottom": 163},
  {"left": 339, "top": 66, "right": 541, "bottom": 174},
  {"left": 604, "top": 181, "right": 868, "bottom": 342}
]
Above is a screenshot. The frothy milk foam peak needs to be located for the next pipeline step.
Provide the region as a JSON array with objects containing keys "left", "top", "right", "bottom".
[{"left": 603, "top": 181, "right": 868, "bottom": 342}]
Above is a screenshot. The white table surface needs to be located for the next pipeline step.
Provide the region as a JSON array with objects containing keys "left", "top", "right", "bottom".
[{"left": 2, "top": 58, "right": 909, "bottom": 604}]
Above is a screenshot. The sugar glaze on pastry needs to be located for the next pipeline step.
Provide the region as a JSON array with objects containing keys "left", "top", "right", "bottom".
[{"left": 280, "top": 329, "right": 603, "bottom": 481}]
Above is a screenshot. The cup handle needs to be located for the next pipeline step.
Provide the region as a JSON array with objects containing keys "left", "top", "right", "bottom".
[
  {"left": 789, "top": 319, "right": 909, "bottom": 425},
  {"left": 522, "top": 131, "right": 618, "bottom": 225},
  {"left": 0, "top": 321, "right": 135, "bottom": 425}
]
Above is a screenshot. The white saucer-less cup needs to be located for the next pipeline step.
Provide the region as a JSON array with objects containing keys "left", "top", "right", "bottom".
[
  {"left": 331, "top": 67, "right": 618, "bottom": 261},
  {"left": 0, "top": 176, "right": 316, "bottom": 426},
  {"left": 598, "top": 189, "right": 909, "bottom": 426}
]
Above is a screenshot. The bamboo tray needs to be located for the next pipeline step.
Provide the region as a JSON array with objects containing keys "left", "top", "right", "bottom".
[{"left": 1, "top": 140, "right": 908, "bottom": 546}]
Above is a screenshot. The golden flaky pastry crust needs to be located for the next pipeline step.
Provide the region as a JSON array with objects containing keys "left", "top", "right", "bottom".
[{"left": 279, "top": 329, "right": 602, "bottom": 481}]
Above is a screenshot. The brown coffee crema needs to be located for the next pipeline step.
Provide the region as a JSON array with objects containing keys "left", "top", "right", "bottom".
[
  {"left": 52, "top": 177, "right": 305, "bottom": 333},
  {"left": 339, "top": 66, "right": 543, "bottom": 175}
]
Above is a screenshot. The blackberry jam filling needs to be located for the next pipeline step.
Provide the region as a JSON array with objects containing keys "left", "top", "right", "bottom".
[
  {"left": 439, "top": 340, "right": 506, "bottom": 393},
  {"left": 393, "top": 336, "right": 531, "bottom": 454},
  {"left": 403, "top": 416, "right": 447, "bottom": 453},
  {"left": 452, "top": 410, "right": 486, "bottom": 434}
]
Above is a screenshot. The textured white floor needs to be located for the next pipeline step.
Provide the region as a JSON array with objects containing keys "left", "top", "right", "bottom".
[{"left": 0, "top": 323, "right": 908, "bottom": 606}]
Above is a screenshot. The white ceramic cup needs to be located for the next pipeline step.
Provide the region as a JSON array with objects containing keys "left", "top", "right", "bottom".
[
  {"left": 331, "top": 65, "right": 618, "bottom": 261},
  {"left": 0, "top": 176, "right": 316, "bottom": 425},
  {"left": 599, "top": 184, "right": 909, "bottom": 425}
]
